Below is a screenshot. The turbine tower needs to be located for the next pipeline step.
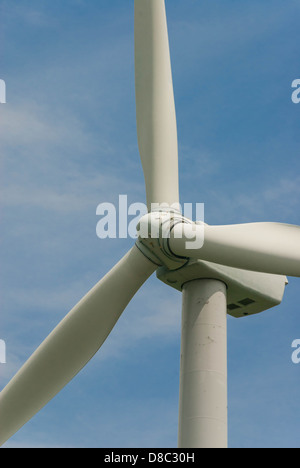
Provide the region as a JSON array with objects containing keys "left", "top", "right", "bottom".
[{"left": 0, "top": 0, "right": 299, "bottom": 448}]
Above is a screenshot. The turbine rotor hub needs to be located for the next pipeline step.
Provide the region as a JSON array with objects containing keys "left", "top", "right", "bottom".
[{"left": 135, "top": 211, "right": 191, "bottom": 270}]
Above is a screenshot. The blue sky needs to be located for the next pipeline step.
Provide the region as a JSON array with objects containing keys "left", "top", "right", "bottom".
[{"left": 0, "top": 0, "right": 300, "bottom": 448}]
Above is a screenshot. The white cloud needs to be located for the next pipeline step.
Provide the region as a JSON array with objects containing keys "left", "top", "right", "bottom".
[
  {"left": 2, "top": 1, "right": 56, "bottom": 29},
  {"left": 0, "top": 100, "right": 97, "bottom": 151}
]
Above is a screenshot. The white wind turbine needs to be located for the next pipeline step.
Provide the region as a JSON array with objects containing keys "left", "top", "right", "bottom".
[{"left": 0, "top": 0, "right": 299, "bottom": 448}]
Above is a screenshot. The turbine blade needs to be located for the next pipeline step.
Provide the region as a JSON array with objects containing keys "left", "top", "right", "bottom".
[
  {"left": 0, "top": 246, "right": 156, "bottom": 446},
  {"left": 169, "top": 222, "right": 300, "bottom": 277},
  {"left": 135, "top": 0, "right": 179, "bottom": 210}
]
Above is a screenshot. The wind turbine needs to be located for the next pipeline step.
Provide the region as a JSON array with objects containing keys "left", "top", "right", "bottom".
[{"left": 0, "top": 0, "right": 299, "bottom": 448}]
